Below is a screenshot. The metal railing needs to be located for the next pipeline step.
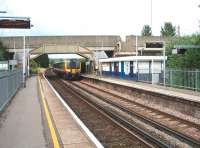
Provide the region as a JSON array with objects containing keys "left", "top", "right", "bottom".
[
  {"left": 101, "top": 68, "right": 200, "bottom": 92},
  {"left": 164, "top": 69, "right": 200, "bottom": 91},
  {"left": 137, "top": 69, "right": 200, "bottom": 91},
  {"left": 0, "top": 69, "right": 23, "bottom": 112}
]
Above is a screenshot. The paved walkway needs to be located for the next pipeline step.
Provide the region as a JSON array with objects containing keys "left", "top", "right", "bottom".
[{"left": 0, "top": 77, "right": 47, "bottom": 148}]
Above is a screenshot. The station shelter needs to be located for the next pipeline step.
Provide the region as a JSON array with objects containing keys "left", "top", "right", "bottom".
[{"left": 99, "top": 56, "right": 167, "bottom": 84}]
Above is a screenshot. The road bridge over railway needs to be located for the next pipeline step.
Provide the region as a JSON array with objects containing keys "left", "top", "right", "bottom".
[
  {"left": 30, "top": 45, "right": 93, "bottom": 60},
  {"left": 0, "top": 35, "right": 121, "bottom": 67}
]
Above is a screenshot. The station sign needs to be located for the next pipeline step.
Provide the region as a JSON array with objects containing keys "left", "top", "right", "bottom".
[{"left": 0, "top": 17, "right": 31, "bottom": 29}]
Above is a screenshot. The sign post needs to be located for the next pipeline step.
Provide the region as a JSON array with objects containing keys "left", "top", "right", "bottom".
[{"left": 23, "top": 36, "right": 26, "bottom": 87}]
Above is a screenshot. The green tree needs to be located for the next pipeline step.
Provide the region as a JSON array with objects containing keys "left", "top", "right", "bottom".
[
  {"left": 0, "top": 41, "right": 6, "bottom": 60},
  {"left": 166, "top": 34, "right": 200, "bottom": 69},
  {"left": 30, "top": 59, "right": 40, "bottom": 74},
  {"left": 184, "top": 48, "right": 200, "bottom": 69},
  {"left": 141, "top": 25, "right": 152, "bottom": 36},
  {"left": 34, "top": 54, "right": 49, "bottom": 68},
  {"left": 161, "top": 22, "right": 176, "bottom": 37}
]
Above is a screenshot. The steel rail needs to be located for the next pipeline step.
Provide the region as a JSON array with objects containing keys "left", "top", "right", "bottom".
[
  {"left": 50, "top": 79, "right": 154, "bottom": 148},
  {"left": 60, "top": 80, "right": 170, "bottom": 148},
  {"left": 80, "top": 81, "right": 200, "bottom": 129},
  {"left": 72, "top": 81, "right": 200, "bottom": 148}
]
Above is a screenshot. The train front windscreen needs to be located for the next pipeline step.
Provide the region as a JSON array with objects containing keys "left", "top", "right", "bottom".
[{"left": 68, "top": 60, "right": 80, "bottom": 69}]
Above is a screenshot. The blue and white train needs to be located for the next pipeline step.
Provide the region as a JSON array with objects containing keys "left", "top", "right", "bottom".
[{"left": 99, "top": 56, "right": 167, "bottom": 83}]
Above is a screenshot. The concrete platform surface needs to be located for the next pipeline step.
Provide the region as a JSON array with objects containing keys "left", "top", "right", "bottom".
[
  {"left": 40, "top": 77, "right": 94, "bottom": 148},
  {"left": 83, "top": 74, "right": 200, "bottom": 103},
  {"left": 0, "top": 77, "right": 47, "bottom": 148}
]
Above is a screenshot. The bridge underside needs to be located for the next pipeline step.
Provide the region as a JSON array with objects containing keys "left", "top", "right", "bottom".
[{"left": 30, "top": 45, "right": 93, "bottom": 60}]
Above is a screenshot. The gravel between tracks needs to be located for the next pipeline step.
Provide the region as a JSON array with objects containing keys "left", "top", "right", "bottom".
[
  {"left": 49, "top": 78, "right": 151, "bottom": 148},
  {"left": 69, "top": 81, "right": 192, "bottom": 148}
]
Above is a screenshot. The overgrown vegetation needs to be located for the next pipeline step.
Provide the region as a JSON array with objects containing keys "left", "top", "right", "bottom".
[
  {"left": 34, "top": 54, "right": 49, "bottom": 68},
  {"left": 166, "top": 34, "right": 200, "bottom": 69},
  {"left": 0, "top": 41, "right": 8, "bottom": 60},
  {"left": 30, "top": 54, "right": 49, "bottom": 74},
  {"left": 30, "top": 59, "right": 40, "bottom": 74}
]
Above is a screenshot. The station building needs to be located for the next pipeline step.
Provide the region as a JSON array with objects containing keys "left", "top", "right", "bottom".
[{"left": 99, "top": 56, "right": 166, "bottom": 84}]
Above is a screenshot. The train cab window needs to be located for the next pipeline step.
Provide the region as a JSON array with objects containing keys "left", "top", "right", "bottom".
[{"left": 67, "top": 60, "right": 80, "bottom": 69}]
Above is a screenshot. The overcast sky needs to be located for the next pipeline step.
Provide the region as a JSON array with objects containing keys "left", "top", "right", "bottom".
[{"left": 0, "top": 0, "right": 200, "bottom": 38}]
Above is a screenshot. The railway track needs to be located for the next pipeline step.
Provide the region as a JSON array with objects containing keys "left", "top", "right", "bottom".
[
  {"left": 47, "top": 77, "right": 154, "bottom": 148},
  {"left": 69, "top": 80, "right": 200, "bottom": 148},
  {"left": 45, "top": 68, "right": 200, "bottom": 147}
]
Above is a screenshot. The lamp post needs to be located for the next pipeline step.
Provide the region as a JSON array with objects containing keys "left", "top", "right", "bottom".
[
  {"left": 23, "top": 35, "right": 26, "bottom": 87},
  {"left": 150, "top": 0, "right": 153, "bottom": 32},
  {"left": 198, "top": 5, "right": 200, "bottom": 31},
  {"left": 163, "top": 43, "right": 166, "bottom": 86}
]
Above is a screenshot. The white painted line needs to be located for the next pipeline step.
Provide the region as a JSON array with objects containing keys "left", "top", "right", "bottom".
[{"left": 43, "top": 75, "right": 104, "bottom": 148}]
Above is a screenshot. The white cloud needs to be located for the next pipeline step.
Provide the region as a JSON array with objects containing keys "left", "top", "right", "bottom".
[{"left": 0, "top": 0, "right": 199, "bottom": 36}]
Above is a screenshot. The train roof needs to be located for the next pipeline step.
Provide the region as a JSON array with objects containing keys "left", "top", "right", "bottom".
[{"left": 99, "top": 56, "right": 167, "bottom": 62}]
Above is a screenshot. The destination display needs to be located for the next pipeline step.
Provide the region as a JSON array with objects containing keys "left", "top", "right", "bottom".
[{"left": 0, "top": 19, "right": 30, "bottom": 29}]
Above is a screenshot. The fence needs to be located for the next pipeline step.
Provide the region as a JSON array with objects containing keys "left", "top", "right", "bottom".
[
  {"left": 164, "top": 69, "right": 200, "bottom": 91},
  {"left": 0, "top": 69, "right": 23, "bottom": 112},
  {"left": 137, "top": 69, "right": 200, "bottom": 91},
  {"left": 101, "top": 68, "right": 200, "bottom": 92}
]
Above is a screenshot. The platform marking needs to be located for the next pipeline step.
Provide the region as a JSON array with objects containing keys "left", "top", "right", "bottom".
[
  {"left": 38, "top": 77, "right": 60, "bottom": 148},
  {"left": 43, "top": 74, "right": 104, "bottom": 148}
]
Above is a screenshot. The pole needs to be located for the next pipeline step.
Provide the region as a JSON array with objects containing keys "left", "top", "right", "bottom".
[
  {"left": 195, "top": 69, "right": 198, "bottom": 91},
  {"left": 163, "top": 45, "right": 166, "bottom": 86},
  {"left": 27, "top": 48, "right": 30, "bottom": 77},
  {"left": 152, "top": 59, "right": 154, "bottom": 84},
  {"left": 23, "top": 36, "right": 26, "bottom": 87},
  {"left": 151, "top": 0, "right": 153, "bottom": 32},
  {"left": 27, "top": 36, "right": 30, "bottom": 77},
  {"left": 136, "top": 35, "right": 138, "bottom": 56},
  {"left": 136, "top": 36, "right": 138, "bottom": 80},
  {"left": 198, "top": 5, "right": 200, "bottom": 32}
]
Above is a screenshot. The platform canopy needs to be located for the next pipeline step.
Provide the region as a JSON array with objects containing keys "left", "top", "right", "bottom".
[{"left": 30, "top": 44, "right": 94, "bottom": 60}]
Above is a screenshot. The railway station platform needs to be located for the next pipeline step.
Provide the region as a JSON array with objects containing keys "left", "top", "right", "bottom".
[
  {"left": 0, "top": 76, "right": 97, "bottom": 148},
  {"left": 0, "top": 77, "right": 47, "bottom": 148},
  {"left": 82, "top": 74, "right": 200, "bottom": 103}
]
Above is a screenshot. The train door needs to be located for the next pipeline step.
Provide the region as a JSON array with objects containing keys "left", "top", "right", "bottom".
[
  {"left": 111, "top": 63, "right": 114, "bottom": 76},
  {"left": 120, "top": 61, "right": 125, "bottom": 78},
  {"left": 114, "top": 62, "right": 119, "bottom": 77},
  {"left": 130, "top": 61, "right": 134, "bottom": 78},
  {"left": 109, "top": 62, "right": 112, "bottom": 75},
  {"left": 124, "top": 61, "right": 130, "bottom": 79}
]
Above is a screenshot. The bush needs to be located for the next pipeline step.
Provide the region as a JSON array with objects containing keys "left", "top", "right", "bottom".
[
  {"left": 166, "top": 34, "right": 200, "bottom": 69},
  {"left": 30, "top": 59, "right": 40, "bottom": 74},
  {"left": 0, "top": 41, "right": 7, "bottom": 60},
  {"left": 34, "top": 54, "right": 49, "bottom": 68}
]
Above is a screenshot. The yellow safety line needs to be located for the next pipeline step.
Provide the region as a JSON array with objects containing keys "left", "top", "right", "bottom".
[{"left": 38, "top": 77, "right": 60, "bottom": 148}]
